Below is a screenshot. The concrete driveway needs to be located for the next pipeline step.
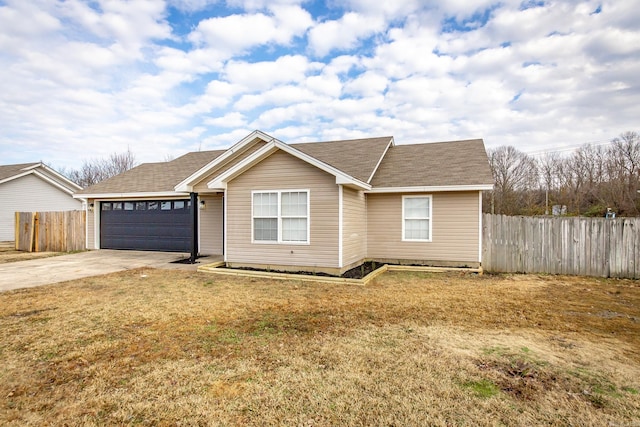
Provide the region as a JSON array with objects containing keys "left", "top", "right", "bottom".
[{"left": 0, "top": 250, "right": 222, "bottom": 292}]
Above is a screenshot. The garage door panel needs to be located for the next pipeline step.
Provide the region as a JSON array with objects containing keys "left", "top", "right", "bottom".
[{"left": 100, "top": 200, "right": 191, "bottom": 252}]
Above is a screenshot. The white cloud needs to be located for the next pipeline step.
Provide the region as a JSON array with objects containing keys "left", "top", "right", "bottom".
[
  {"left": 203, "top": 112, "right": 248, "bottom": 128},
  {"left": 234, "top": 85, "right": 319, "bottom": 110},
  {"left": 223, "top": 55, "right": 316, "bottom": 91},
  {"left": 167, "top": 0, "right": 218, "bottom": 12},
  {"left": 343, "top": 71, "right": 388, "bottom": 97},
  {"left": 1, "top": 0, "right": 639, "bottom": 170},
  {"left": 308, "top": 12, "right": 386, "bottom": 57},
  {"left": 188, "top": 5, "right": 312, "bottom": 53}
]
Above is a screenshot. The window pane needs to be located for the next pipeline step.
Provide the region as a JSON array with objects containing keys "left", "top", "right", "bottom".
[
  {"left": 101, "top": 203, "right": 111, "bottom": 211},
  {"left": 174, "top": 201, "right": 185, "bottom": 210},
  {"left": 405, "top": 197, "right": 429, "bottom": 219},
  {"left": 161, "top": 201, "right": 172, "bottom": 210},
  {"left": 405, "top": 219, "right": 429, "bottom": 240},
  {"left": 148, "top": 201, "right": 158, "bottom": 210},
  {"left": 254, "top": 218, "right": 277, "bottom": 241},
  {"left": 282, "top": 191, "right": 307, "bottom": 216},
  {"left": 112, "top": 202, "right": 122, "bottom": 210},
  {"left": 253, "top": 192, "right": 277, "bottom": 217},
  {"left": 282, "top": 218, "right": 307, "bottom": 242},
  {"left": 136, "top": 202, "right": 146, "bottom": 210}
]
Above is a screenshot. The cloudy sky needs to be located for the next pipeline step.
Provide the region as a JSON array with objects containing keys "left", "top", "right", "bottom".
[{"left": 0, "top": 0, "right": 638, "bottom": 170}]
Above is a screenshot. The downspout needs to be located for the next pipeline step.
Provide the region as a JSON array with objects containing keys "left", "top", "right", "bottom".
[{"left": 190, "top": 192, "right": 198, "bottom": 263}]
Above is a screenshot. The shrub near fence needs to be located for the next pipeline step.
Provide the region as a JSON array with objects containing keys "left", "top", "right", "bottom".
[
  {"left": 15, "top": 210, "right": 86, "bottom": 252},
  {"left": 482, "top": 214, "right": 640, "bottom": 279}
]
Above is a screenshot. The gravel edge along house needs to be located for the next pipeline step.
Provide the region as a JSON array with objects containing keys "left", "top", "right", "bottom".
[{"left": 75, "top": 130, "right": 494, "bottom": 275}]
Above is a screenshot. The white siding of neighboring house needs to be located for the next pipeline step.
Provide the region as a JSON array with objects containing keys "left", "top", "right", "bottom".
[{"left": 0, "top": 174, "right": 82, "bottom": 241}]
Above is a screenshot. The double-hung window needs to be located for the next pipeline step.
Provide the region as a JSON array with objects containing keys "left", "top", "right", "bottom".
[
  {"left": 253, "top": 190, "right": 309, "bottom": 243},
  {"left": 402, "top": 195, "right": 432, "bottom": 241}
]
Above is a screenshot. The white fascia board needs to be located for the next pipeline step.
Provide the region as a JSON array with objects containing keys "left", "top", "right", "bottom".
[
  {"left": 37, "top": 164, "right": 83, "bottom": 191},
  {"left": 0, "top": 169, "right": 79, "bottom": 196},
  {"left": 20, "top": 163, "right": 41, "bottom": 171},
  {"left": 208, "top": 142, "right": 279, "bottom": 188},
  {"left": 32, "top": 170, "right": 79, "bottom": 195},
  {"left": 207, "top": 140, "right": 372, "bottom": 191},
  {"left": 276, "top": 143, "right": 371, "bottom": 190},
  {"left": 174, "top": 130, "right": 274, "bottom": 192},
  {"left": 366, "top": 184, "right": 494, "bottom": 193},
  {"left": 73, "top": 191, "right": 190, "bottom": 199},
  {"left": 0, "top": 170, "right": 32, "bottom": 185},
  {"left": 367, "top": 137, "right": 394, "bottom": 184}
]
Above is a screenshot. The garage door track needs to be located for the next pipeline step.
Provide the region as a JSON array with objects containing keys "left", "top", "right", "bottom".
[{"left": 0, "top": 250, "right": 221, "bottom": 292}]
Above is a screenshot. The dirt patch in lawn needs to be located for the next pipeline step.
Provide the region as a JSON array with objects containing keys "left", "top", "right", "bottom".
[
  {"left": 233, "top": 261, "right": 383, "bottom": 279},
  {"left": 0, "top": 270, "right": 639, "bottom": 426}
]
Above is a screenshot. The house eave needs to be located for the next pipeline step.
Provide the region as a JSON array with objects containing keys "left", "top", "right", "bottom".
[
  {"left": 174, "top": 130, "right": 274, "bottom": 192},
  {"left": 207, "top": 140, "right": 372, "bottom": 191},
  {"left": 73, "top": 191, "right": 191, "bottom": 199},
  {"left": 0, "top": 167, "right": 81, "bottom": 195},
  {"left": 366, "top": 184, "right": 494, "bottom": 193}
]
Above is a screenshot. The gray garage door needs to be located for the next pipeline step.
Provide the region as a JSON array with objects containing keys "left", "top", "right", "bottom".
[{"left": 100, "top": 200, "right": 191, "bottom": 252}]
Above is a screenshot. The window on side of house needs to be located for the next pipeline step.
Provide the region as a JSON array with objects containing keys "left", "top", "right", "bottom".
[
  {"left": 253, "top": 190, "right": 309, "bottom": 244},
  {"left": 402, "top": 195, "right": 432, "bottom": 242}
]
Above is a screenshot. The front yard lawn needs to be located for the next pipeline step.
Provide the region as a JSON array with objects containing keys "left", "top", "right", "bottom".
[{"left": 1, "top": 270, "right": 638, "bottom": 425}]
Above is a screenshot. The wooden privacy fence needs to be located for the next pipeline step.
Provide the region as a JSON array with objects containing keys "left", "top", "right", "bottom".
[
  {"left": 482, "top": 214, "right": 640, "bottom": 279},
  {"left": 15, "top": 210, "right": 86, "bottom": 252}
]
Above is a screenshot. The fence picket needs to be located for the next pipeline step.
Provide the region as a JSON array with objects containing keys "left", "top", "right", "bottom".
[
  {"left": 482, "top": 214, "right": 638, "bottom": 279},
  {"left": 15, "top": 210, "right": 85, "bottom": 252}
]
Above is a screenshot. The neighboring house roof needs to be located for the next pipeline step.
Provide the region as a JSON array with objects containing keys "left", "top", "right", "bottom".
[
  {"left": 0, "top": 162, "right": 82, "bottom": 194},
  {"left": 291, "top": 136, "right": 393, "bottom": 184},
  {"left": 76, "top": 150, "right": 225, "bottom": 196},
  {"left": 76, "top": 131, "right": 493, "bottom": 198},
  {"left": 0, "top": 163, "right": 39, "bottom": 182},
  {"left": 370, "top": 139, "right": 495, "bottom": 190}
]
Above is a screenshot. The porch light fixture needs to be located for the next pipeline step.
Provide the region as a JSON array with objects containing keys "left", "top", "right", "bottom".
[{"left": 199, "top": 200, "right": 206, "bottom": 210}]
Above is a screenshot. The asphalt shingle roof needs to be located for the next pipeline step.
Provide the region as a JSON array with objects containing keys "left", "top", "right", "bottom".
[
  {"left": 76, "top": 135, "right": 493, "bottom": 195},
  {"left": 290, "top": 136, "right": 392, "bottom": 183},
  {"left": 77, "top": 150, "right": 225, "bottom": 194},
  {"left": 0, "top": 163, "right": 39, "bottom": 182},
  {"left": 370, "top": 139, "right": 494, "bottom": 188}
]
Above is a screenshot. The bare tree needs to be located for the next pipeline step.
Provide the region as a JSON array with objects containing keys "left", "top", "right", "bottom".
[
  {"left": 487, "top": 146, "right": 539, "bottom": 215},
  {"left": 538, "top": 152, "right": 562, "bottom": 214},
  {"left": 483, "top": 131, "right": 640, "bottom": 217},
  {"left": 606, "top": 131, "right": 640, "bottom": 215},
  {"left": 68, "top": 148, "right": 137, "bottom": 188}
]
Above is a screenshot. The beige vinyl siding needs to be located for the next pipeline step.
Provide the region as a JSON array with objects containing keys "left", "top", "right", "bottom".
[
  {"left": 226, "top": 150, "right": 339, "bottom": 269},
  {"left": 193, "top": 139, "right": 268, "bottom": 192},
  {"left": 199, "top": 194, "right": 223, "bottom": 255},
  {"left": 0, "top": 174, "right": 82, "bottom": 241},
  {"left": 367, "top": 191, "right": 480, "bottom": 263},
  {"left": 87, "top": 199, "right": 96, "bottom": 249},
  {"left": 342, "top": 186, "right": 366, "bottom": 267}
]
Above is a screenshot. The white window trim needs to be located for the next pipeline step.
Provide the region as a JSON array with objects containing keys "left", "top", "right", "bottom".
[
  {"left": 402, "top": 195, "right": 433, "bottom": 242},
  {"left": 251, "top": 189, "right": 310, "bottom": 245}
]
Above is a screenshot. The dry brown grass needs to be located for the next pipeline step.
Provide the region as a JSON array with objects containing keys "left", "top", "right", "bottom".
[
  {"left": 1, "top": 269, "right": 639, "bottom": 426},
  {"left": 0, "top": 247, "right": 63, "bottom": 264}
]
